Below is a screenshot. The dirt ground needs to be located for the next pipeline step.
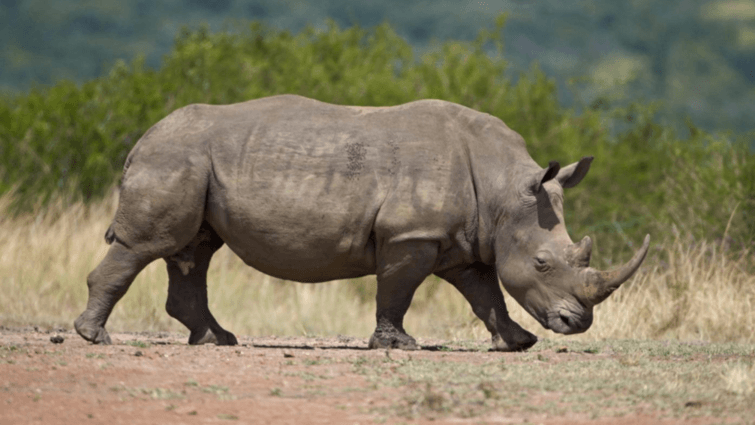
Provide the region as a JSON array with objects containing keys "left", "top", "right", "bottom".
[{"left": 0, "top": 326, "right": 737, "bottom": 425}]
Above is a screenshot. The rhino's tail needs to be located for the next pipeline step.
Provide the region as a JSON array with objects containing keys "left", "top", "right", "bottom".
[
  {"left": 104, "top": 145, "right": 137, "bottom": 246},
  {"left": 104, "top": 224, "right": 116, "bottom": 245}
]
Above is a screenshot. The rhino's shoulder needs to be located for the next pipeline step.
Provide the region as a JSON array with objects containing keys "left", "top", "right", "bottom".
[
  {"left": 407, "top": 100, "right": 527, "bottom": 150},
  {"left": 235, "top": 94, "right": 357, "bottom": 112},
  {"left": 402, "top": 100, "right": 512, "bottom": 129}
]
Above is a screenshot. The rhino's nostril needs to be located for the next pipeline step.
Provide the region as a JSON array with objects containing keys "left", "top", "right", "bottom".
[{"left": 559, "top": 312, "right": 573, "bottom": 327}]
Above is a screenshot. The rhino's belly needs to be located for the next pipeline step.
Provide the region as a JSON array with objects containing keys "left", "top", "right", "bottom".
[
  {"left": 228, "top": 242, "right": 375, "bottom": 282},
  {"left": 206, "top": 191, "right": 379, "bottom": 283},
  {"left": 216, "top": 228, "right": 377, "bottom": 283}
]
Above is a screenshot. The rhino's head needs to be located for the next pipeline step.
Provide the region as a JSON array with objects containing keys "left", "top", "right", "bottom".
[{"left": 495, "top": 156, "right": 650, "bottom": 335}]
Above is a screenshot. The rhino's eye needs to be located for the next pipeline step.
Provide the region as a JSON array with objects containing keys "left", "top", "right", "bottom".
[{"left": 534, "top": 256, "right": 550, "bottom": 272}]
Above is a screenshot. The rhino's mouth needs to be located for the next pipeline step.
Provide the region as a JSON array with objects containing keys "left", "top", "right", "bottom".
[
  {"left": 521, "top": 301, "right": 592, "bottom": 334},
  {"left": 546, "top": 308, "right": 593, "bottom": 335}
]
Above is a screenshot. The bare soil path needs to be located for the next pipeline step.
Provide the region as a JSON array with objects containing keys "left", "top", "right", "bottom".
[{"left": 0, "top": 327, "right": 748, "bottom": 424}]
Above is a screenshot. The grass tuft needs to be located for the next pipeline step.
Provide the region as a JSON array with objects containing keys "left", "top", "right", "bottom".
[{"left": 722, "top": 362, "right": 755, "bottom": 396}]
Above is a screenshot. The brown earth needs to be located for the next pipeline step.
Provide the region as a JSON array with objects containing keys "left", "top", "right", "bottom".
[{"left": 0, "top": 327, "right": 729, "bottom": 425}]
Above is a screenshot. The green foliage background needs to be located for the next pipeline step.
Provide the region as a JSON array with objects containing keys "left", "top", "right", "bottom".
[
  {"left": 0, "top": 17, "right": 753, "bottom": 263},
  {"left": 3, "top": 0, "right": 755, "bottom": 135}
]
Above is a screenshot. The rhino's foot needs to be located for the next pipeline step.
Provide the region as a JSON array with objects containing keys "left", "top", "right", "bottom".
[
  {"left": 368, "top": 331, "right": 419, "bottom": 350},
  {"left": 490, "top": 325, "right": 538, "bottom": 352},
  {"left": 74, "top": 314, "right": 112, "bottom": 345},
  {"left": 188, "top": 327, "right": 238, "bottom": 346}
]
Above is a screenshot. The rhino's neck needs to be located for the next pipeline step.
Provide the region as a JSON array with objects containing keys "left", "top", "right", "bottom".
[{"left": 456, "top": 109, "right": 538, "bottom": 265}]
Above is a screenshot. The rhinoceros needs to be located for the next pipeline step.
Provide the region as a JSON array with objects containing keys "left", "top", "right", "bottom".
[{"left": 74, "top": 94, "right": 649, "bottom": 351}]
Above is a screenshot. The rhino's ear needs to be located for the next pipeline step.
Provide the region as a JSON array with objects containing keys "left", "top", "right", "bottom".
[
  {"left": 531, "top": 161, "right": 560, "bottom": 193},
  {"left": 556, "top": 156, "right": 593, "bottom": 189}
]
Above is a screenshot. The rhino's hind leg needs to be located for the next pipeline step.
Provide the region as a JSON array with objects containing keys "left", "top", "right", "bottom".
[
  {"left": 75, "top": 243, "right": 154, "bottom": 344},
  {"left": 165, "top": 222, "right": 237, "bottom": 346},
  {"left": 436, "top": 264, "right": 537, "bottom": 352},
  {"left": 368, "top": 241, "right": 438, "bottom": 350}
]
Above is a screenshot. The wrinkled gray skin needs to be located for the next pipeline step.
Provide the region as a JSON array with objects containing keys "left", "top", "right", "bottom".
[{"left": 75, "top": 95, "right": 650, "bottom": 351}]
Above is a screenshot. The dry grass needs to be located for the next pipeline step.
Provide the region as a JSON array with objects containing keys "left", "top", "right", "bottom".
[{"left": 0, "top": 190, "right": 753, "bottom": 344}]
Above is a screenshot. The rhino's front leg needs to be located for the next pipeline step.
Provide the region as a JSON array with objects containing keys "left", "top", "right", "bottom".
[
  {"left": 369, "top": 241, "right": 439, "bottom": 350},
  {"left": 437, "top": 264, "right": 537, "bottom": 352}
]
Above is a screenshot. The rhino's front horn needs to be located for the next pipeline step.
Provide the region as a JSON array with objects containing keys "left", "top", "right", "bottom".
[{"left": 583, "top": 234, "right": 651, "bottom": 305}]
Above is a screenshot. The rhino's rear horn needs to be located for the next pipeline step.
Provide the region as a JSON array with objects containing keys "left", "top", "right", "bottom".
[
  {"left": 566, "top": 236, "right": 592, "bottom": 268},
  {"left": 583, "top": 234, "right": 650, "bottom": 305}
]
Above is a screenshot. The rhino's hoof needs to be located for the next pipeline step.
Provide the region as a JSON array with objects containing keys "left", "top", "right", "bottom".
[
  {"left": 368, "top": 332, "right": 419, "bottom": 350},
  {"left": 189, "top": 327, "right": 238, "bottom": 346},
  {"left": 491, "top": 331, "right": 537, "bottom": 352},
  {"left": 219, "top": 331, "right": 238, "bottom": 346},
  {"left": 74, "top": 315, "right": 112, "bottom": 345}
]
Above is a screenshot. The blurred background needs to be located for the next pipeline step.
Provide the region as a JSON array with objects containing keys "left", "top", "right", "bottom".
[{"left": 2, "top": 0, "right": 754, "bottom": 134}]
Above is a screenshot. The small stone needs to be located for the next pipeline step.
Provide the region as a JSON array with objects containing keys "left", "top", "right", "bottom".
[{"left": 50, "top": 335, "right": 64, "bottom": 344}]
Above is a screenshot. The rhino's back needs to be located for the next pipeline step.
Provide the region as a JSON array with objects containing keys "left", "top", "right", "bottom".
[{"left": 182, "top": 95, "right": 482, "bottom": 281}]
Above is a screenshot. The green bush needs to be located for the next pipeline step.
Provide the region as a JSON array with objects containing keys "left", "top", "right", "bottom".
[{"left": 0, "top": 16, "right": 752, "bottom": 262}]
